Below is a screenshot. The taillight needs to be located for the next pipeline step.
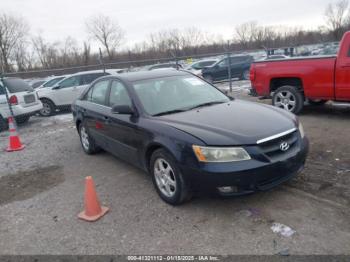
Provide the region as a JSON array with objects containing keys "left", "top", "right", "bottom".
[
  {"left": 249, "top": 65, "right": 256, "bottom": 81},
  {"left": 9, "top": 95, "right": 18, "bottom": 105}
]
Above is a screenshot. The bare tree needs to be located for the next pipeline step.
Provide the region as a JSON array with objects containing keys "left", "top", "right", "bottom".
[
  {"left": 85, "top": 15, "right": 125, "bottom": 60},
  {"left": 325, "top": 0, "right": 349, "bottom": 39},
  {"left": 0, "top": 13, "right": 28, "bottom": 72}
]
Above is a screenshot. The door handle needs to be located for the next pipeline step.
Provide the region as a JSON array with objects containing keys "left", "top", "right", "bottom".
[{"left": 104, "top": 116, "right": 111, "bottom": 123}]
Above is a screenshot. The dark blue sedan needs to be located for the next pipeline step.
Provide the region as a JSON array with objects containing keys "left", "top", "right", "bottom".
[{"left": 72, "top": 70, "right": 308, "bottom": 205}]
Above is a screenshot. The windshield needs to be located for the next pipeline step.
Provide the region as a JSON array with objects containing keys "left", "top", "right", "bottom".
[
  {"left": 132, "top": 75, "right": 229, "bottom": 116},
  {"left": 43, "top": 77, "right": 65, "bottom": 87}
]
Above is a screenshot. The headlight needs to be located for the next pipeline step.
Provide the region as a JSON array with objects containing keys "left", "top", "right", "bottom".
[
  {"left": 192, "top": 145, "right": 251, "bottom": 162},
  {"left": 298, "top": 122, "right": 305, "bottom": 138}
]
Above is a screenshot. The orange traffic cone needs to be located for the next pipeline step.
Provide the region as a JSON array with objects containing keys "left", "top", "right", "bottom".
[
  {"left": 6, "top": 117, "right": 25, "bottom": 152},
  {"left": 78, "top": 176, "right": 109, "bottom": 222}
]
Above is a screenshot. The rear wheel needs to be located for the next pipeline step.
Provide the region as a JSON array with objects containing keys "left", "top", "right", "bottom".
[
  {"left": 0, "top": 115, "right": 8, "bottom": 132},
  {"left": 272, "top": 85, "right": 304, "bottom": 114},
  {"left": 78, "top": 122, "right": 100, "bottom": 154},
  {"left": 15, "top": 115, "right": 30, "bottom": 124},
  {"left": 150, "top": 149, "right": 192, "bottom": 205},
  {"left": 39, "top": 99, "right": 56, "bottom": 116}
]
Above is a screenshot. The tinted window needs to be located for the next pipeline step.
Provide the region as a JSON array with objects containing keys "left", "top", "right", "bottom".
[
  {"left": 90, "top": 80, "right": 109, "bottom": 105},
  {"left": 3, "top": 78, "right": 33, "bottom": 93},
  {"left": 218, "top": 59, "right": 228, "bottom": 67},
  {"left": 81, "top": 73, "right": 106, "bottom": 85},
  {"left": 348, "top": 45, "right": 350, "bottom": 57},
  {"left": 230, "top": 57, "right": 245, "bottom": 63},
  {"left": 200, "top": 61, "right": 216, "bottom": 67},
  {"left": 59, "top": 76, "right": 80, "bottom": 88},
  {"left": 109, "top": 81, "right": 132, "bottom": 107}
]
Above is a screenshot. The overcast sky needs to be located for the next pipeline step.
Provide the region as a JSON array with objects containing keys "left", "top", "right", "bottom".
[{"left": 3, "top": 0, "right": 333, "bottom": 49}]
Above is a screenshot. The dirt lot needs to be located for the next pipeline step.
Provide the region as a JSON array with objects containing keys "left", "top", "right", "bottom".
[{"left": 0, "top": 82, "right": 349, "bottom": 255}]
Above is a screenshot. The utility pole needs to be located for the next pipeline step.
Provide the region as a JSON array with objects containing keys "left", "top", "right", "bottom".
[
  {"left": 226, "top": 40, "right": 232, "bottom": 93},
  {"left": 0, "top": 74, "right": 15, "bottom": 123}
]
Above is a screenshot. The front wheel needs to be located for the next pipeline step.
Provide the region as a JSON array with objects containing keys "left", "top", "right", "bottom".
[
  {"left": 272, "top": 86, "right": 304, "bottom": 114},
  {"left": 241, "top": 69, "right": 250, "bottom": 80},
  {"left": 150, "top": 149, "right": 192, "bottom": 205},
  {"left": 203, "top": 75, "right": 213, "bottom": 83},
  {"left": 15, "top": 116, "right": 30, "bottom": 124},
  {"left": 0, "top": 116, "right": 8, "bottom": 132},
  {"left": 79, "top": 122, "right": 100, "bottom": 154}
]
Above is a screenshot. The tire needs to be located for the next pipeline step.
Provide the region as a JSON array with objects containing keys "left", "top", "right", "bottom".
[
  {"left": 78, "top": 122, "right": 100, "bottom": 155},
  {"left": 203, "top": 75, "right": 213, "bottom": 84},
  {"left": 309, "top": 99, "right": 328, "bottom": 106},
  {"left": 272, "top": 85, "right": 304, "bottom": 114},
  {"left": 39, "top": 99, "right": 56, "bottom": 116},
  {"left": 150, "top": 149, "right": 192, "bottom": 205},
  {"left": 241, "top": 69, "right": 250, "bottom": 80},
  {"left": 0, "top": 115, "right": 8, "bottom": 132},
  {"left": 15, "top": 115, "right": 30, "bottom": 124}
]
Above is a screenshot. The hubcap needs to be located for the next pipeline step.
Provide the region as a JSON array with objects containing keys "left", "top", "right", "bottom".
[
  {"left": 80, "top": 126, "right": 90, "bottom": 151},
  {"left": 274, "top": 91, "right": 296, "bottom": 111},
  {"left": 154, "top": 158, "right": 176, "bottom": 198},
  {"left": 40, "top": 103, "right": 51, "bottom": 116}
]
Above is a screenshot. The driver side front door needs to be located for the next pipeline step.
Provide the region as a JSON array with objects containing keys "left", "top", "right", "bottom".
[{"left": 55, "top": 75, "right": 81, "bottom": 106}]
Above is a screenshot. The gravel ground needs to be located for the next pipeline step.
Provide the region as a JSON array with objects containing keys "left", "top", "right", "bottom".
[{"left": 0, "top": 81, "right": 349, "bottom": 255}]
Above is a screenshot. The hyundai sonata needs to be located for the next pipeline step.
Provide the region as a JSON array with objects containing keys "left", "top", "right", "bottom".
[{"left": 72, "top": 70, "right": 308, "bottom": 205}]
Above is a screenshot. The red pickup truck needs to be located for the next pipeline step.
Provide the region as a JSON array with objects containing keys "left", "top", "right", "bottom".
[{"left": 250, "top": 31, "right": 350, "bottom": 114}]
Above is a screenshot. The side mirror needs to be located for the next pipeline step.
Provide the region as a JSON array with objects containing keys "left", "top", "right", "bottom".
[
  {"left": 52, "top": 84, "right": 60, "bottom": 90},
  {"left": 111, "top": 105, "right": 134, "bottom": 115}
]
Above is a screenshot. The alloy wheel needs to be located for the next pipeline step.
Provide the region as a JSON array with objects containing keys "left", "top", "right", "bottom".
[
  {"left": 154, "top": 158, "right": 177, "bottom": 198},
  {"left": 273, "top": 91, "right": 296, "bottom": 112},
  {"left": 80, "top": 126, "right": 90, "bottom": 151}
]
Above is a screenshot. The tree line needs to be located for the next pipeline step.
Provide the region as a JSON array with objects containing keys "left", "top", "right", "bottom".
[{"left": 0, "top": 0, "right": 350, "bottom": 74}]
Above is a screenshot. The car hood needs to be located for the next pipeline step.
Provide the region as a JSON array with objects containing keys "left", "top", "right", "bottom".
[{"left": 157, "top": 100, "right": 297, "bottom": 146}]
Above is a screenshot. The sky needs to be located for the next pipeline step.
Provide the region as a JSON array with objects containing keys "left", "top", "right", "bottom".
[{"left": 2, "top": 0, "right": 334, "bottom": 50}]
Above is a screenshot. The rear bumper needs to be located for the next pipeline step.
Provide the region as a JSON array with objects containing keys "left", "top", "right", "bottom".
[
  {"left": 181, "top": 137, "right": 308, "bottom": 195},
  {"left": 11, "top": 102, "right": 43, "bottom": 118}
]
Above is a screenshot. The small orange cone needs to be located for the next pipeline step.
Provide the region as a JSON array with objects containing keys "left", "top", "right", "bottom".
[
  {"left": 78, "top": 176, "right": 109, "bottom": 222},
  {"left": 6, "top": 117, "right": 25, "bottom": 152}
]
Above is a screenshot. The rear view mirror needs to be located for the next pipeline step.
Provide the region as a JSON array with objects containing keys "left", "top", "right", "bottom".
[
  {"left": 111, "top": 105, "right": 134, "bottom": 115},
  {"left": 52, "top": 84, "right": 60, "bottom": 90}
]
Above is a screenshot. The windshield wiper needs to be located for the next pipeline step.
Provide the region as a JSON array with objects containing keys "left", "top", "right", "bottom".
[
  {"left": 188, "top": 101, "right": 227, "bottom": 110},
  {"left": 153, "top": 109, "right": 187, "bottom": 116}
]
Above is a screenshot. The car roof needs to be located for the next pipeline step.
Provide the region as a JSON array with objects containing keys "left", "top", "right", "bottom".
[{"left": 110, "top": 69, "right": 189, "bottom": 82}]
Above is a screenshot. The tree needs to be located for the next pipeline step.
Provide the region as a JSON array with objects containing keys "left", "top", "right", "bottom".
[
  {"left": 0, "top": 13, "right": 28, "bottom": 72},
  {"left": 85, "top": 15, "right": 125, "bottom": 60},
  {"left": 325, "top": 0, "right": 350, "bottom": 40}
]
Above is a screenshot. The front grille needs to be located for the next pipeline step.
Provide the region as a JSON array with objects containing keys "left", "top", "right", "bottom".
[
  {"left": 24, "top": 94, "right": 35, "bottom": 104},
  {"left": 259, "top": 131, "right": 299, "bottom": 161}
]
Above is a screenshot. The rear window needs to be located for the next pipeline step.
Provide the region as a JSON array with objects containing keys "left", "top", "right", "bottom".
[{"left": 3, "top": 78, "right": 33, "bottom": 93}]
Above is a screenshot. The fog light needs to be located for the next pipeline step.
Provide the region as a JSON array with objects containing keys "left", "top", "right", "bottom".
[{"left": 217, "top": 186, "right": 237, "bottom": 194}]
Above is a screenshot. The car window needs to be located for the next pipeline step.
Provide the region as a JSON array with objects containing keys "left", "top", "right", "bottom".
[
  {"left": 348, "top": 45, "right": 350, "bottom": 57},
  {"left": 200, "top": 61, "right": 215, "bottom": 67},
  {"left": 2, "top": 78, "right": 33, "bottom": 93},
  {"left": 43, "top": 77, "right": 64, "bottom": 87},
  {"left": 59, "top": 76, "right": 80, "bottom": 88},
  {"left": 218, "top": 59, "right": 228, "bottom": 67},
  {"left": 81, "top": 73, "right": 106, "bottom": 85},
  {"left": 90, "top": 80, "right": 110, "bottom": 105},
  {"left": 109, "top": 81, "right": 132, "bottom": 107}
]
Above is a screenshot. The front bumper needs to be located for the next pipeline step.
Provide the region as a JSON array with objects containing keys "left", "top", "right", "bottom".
[{"left": 181, "top": 137, "right": 309, "bottom": 195}]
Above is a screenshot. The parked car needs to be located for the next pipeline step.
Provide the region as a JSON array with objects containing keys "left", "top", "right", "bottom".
[
  {"left": 29, "top": 79, "right": 47, "bottom": 89},
  {"left": 72, "top": 70, "right": 308, "bottom": 205},
  {"left": 185, "top": 59, "right": 219, "bottom": 75},
  {"left": 250, "top": 31, "right": 350, "bottom": 114},
  {"left": 37, "top": 75, "right": 68, "bottom": 89},
  {"left": 201, "top": 55, "right": 254, "bottom": 83},
  {"left": 0, "top": 78, "right": 43, "bottom": 131},
  {"left": 37, "top": 70, "right": 110, "bottom": 116}
]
